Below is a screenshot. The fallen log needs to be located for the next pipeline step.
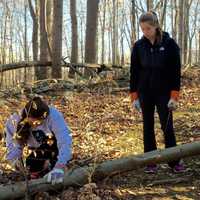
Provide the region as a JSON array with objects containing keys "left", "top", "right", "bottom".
[
  {"left": 0, "top": 61, "right": 102, "bottom": 72},
  {"left": 147, "top": 177, "right": 191, "bottom": 186},
  {"left": 0, "top": 61, "right": 52, "bottom": 72},
  {"left": 0, "top": 61, "right": 124, "bottom": 72},
  {"left": 1, "top": 141, "right": 200, "bottom": 200}
]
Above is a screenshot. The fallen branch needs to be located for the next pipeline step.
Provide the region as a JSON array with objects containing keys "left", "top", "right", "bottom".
[
  {"left": 1, "top": 141, "right": 200, "bottom": 199},
  {"left": 0, "top": 61, "right": 123, "bottom": 72},
  {"left": 147, "top": 177, "right": 190, "bottom": 186}
]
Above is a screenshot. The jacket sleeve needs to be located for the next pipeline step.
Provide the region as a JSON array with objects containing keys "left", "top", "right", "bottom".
[
  {"left": 169, "top": 39, "right": 181, "bottom": 91},
  {"left": 49, "top": 109, "right": 72, "bottom": 166},
  {"left": 130, "top": 43, "right": 140, "bottom": 93},
  {"left": 5, "top": 114, "right": 23, "bottom": 161}
]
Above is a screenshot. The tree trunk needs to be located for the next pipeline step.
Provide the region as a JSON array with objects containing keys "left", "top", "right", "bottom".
[
  {"left": 174, "top": 0, "right": 178, "bottom": 41},
  {"left": 39, "top": 0, "right": 48, "bottom": 80},
  {"left": 112, "top": 0, "right": 115, "bottom": 64},
  {"left": 108, "top": 2, "right": 112, "bottom": 64},
  {"left": 24, "top": 0, "right": 28, "bottom": 82},
  {"left": 183, "top": 0, "right": 191, "bottom": 65},
  {"left": 2, "top": 4, "right": 8, "bottom": 64},
  {"left": 188, "top": 38, "right": 192, "bottom": 64},
  {"left": 121, "top": 34, "right": 125, "bottom": 66},
  {"left": 1, "top": 141, "right": 200, "bottom": 200},
  {"left": 178, "top": 0, "right": 184, "bottom": 65},
  {"left": 80, "top": 17, "right": 84, "bottom": 63},
  {"left": 146, "top": 0, "right": 154, "bottom": 11},
  {"left": 28, "top": 0, "right": 38, "bottom": 62},
  {"left": 160, "top": 0, "right": 167, "bottom": 29},
  {"left": 171, "top": 0, "right": 175, "bottom": 39},
  {"left": 101, "top": 0, "right": 106, "bottom": 64},
  {"left": 112, "top": 0, "right": 119, "bottom": 65},
  {"left": 28, "top": 0, "right": 39, "bottom": 82},
  {"left": 51, "top": 0, "right": 63, "bottom": 78},
  {"left": 195, "top": 32, "right": 198, "bottom": 64},
  {"left": 9, "top": 13, "right": 14, "bottom": 64},
  {"left": 131, "top": 0, "right": 136, "bottom": 45},
  {"left": 24, "top": 1, "right": 28, "bottom": 61},
  {"left": 85, "top": 0, "right": 99, "bottom": 75},
  {"left": 69, "top": 0, "right": 78, "bottom": 78},
  {"left": 187, "top": 0, "right": 197, "bottom": 65},
  {"left": 199, "top": 30, "right": 200, "bottom": 64},
  {"left": 46, "top": 0, "right": 53, "bottom": 60},
  {"left": 120, "top": 2, "right": 125, "bottom": 65}
]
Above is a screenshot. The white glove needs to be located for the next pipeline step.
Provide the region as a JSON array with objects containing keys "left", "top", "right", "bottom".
[
  {"left": 168, "top": 98, "right": 178, "bottom": 110},
  {"left": 133, "top": 99, "right": 142, "bottom": 112},
  {"left": 45, "top": 168, "right": 64, "bottom": 185}
]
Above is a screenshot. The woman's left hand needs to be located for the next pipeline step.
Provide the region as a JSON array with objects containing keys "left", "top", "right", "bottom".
[{"left": 9, "top": 158, "right": 24, "bottom": 172}]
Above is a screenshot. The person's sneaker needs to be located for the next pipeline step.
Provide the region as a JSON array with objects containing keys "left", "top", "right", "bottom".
[
  {"left": 172, "top": 163, "right": 186, "bottom": 173},
  {"left": 144, "top": 165, "right": 157, "bottom": 174}
]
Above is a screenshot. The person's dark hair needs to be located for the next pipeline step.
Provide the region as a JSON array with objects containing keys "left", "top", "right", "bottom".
[
  {"left": 15, "top": 97, "right": 49, "bottom": 145},
  {"left": 139, "top": 11, "right": 162, "bottom": 44},
  {"left": 22, "top": 96, "right": 49, "bottom": 119}
]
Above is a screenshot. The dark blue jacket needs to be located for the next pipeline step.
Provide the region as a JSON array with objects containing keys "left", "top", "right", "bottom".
[{"left": 130, "top": 32, "right": 181, "bottom": 94}]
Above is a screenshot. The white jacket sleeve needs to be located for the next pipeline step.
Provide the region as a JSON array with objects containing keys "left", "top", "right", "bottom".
[{"left": 48, "top": 109, "right": 72, "bottom": 166}]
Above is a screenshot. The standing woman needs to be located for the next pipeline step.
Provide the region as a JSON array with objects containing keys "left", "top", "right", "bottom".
[
  {"left": 5, "top": 96, "right": 72, "bottom": 184},
  {"left": 130, "top": 11, "right": 185, "bottom": 173}
]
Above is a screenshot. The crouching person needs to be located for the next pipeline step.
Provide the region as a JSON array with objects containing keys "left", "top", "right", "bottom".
[{"left": 5, "top": 96, "right": 72, "bottom": 185}]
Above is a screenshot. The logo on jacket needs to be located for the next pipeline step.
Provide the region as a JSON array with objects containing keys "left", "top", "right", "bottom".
[
  {"left": 159, "top": 47, "right": 165, "bottom": 51},
  {"left": 32, "top": 130, "right": 47, "bottom": 143}
]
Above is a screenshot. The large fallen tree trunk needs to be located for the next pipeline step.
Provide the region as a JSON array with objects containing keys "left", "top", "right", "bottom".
[
  {"left": 1, "top": 141, "right": 200, "bottom": 199},
  {"left": 0, "top": 61, "right": 100, "bottom": 72},
  {"left": 0, "top": 61, "right": 123, "bottom": 72}
]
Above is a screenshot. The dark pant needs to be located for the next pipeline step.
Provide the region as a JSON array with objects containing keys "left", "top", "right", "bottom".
[
  {"left": 139, "top": 92, "right": 179, "bottom": 167},
  {"left": 26, "top": 143, "right": 58, "bottom": 176}
]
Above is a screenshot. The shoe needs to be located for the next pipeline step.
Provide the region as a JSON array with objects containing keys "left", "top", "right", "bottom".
[
  {"left": 144, "top": 164, "right": 157, "bottom": 174},
  {"left": 172, "top": 163, "right": 186, "bottom": 173}
]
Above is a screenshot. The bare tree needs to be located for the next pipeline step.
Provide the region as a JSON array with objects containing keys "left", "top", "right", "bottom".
[
  {"left": 173, "top": 0, "right": 179, "bottom": 41},
  {"left": 38, "top": 0, "right": 48, "bottom": 79},
  {"left": 199, "top": 29, "right": 200, "bottom": 64},
  {"left": 51, "top": 0, "right": 63, "bottom": 78},
  {"left": 184, "top": 0, "right": 193, "bottom": 64},
  {"left": 85, "top": 0, "right": 99, "bottom": 64},
  {"left": 28, "top": 0, "right": 38, "bottom": 62},
  {"left": 108, "top": 1, "right": 112, "bottom": 64},
  {"left": 171, "top": 0, "right": 176, "bottom": 40},
  {"left": 99, "top": 0, "right": 107, "bottom": 64},
  {"left": 178, "top": 0, "right": 184, "bottom": 65},
  {"left": 131, "top": 0, "right": 136, "bottom": 45},
  {"left": 112, "top": 0, "right": 120, "bottom": 65},
  {"left": 69, "top": 0, "right": 78, "bottom": 78},
  {"left": 160, "top": 0, "right": 167, "bottom": 29},
  {"left": 187, "top": 1, "right": 198, "bottom": 64},
  {"left": 24, "top": 0, "right": 28, "bottom": 82},
  {"left": 120, "top": 2, "right": 126, "bottom": 65},
  {"left": 146, "top": 0, "right": 154, "bottom": 11},
  {"left": 46, "top": 0, "right": 53, "bottom": 59}
]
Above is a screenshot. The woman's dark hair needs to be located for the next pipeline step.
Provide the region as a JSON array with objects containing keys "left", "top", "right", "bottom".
[
  {"left": 139, "top": 11, "right": 162, "bottom": 44},
  {"left": 15, "top": 97, "right": 49, "bottom": 145}
]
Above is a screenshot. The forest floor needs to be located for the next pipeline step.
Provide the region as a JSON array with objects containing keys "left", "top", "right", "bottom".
[{"left": 1, "top": 67, "right": 200, "bottom": 199}]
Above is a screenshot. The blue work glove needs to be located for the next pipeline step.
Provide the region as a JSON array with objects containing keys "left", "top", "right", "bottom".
[
  {"left": 133, "top": 99, "right": 142, "bottom": 113},
  {"left": 45, "top": 168, "right": 64, "bottom": 185}
]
